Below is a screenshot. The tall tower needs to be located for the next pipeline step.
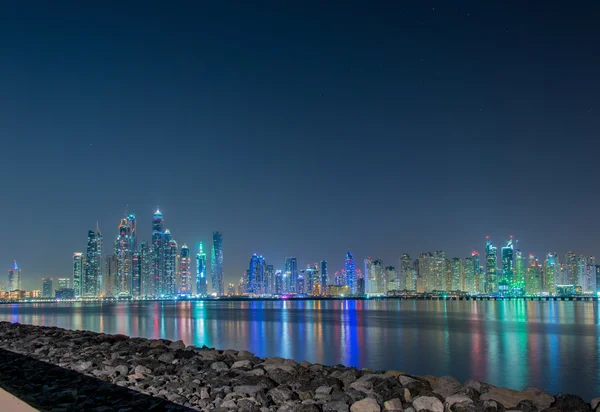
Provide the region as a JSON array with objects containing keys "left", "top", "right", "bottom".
[
  {"left": 472, "top": 251, "right": 483, "bottom": 293},
  {"left": 566, "top": 251, "right": 577, "bottom": 285},
  {"left": 265, "top": 264, "right": 274, "bottom": 294},
  {"left": 140, "top": 242, "right": 152, "bottom": 296},
  {"left": 544, "top": 253, "right": 559, "bottom": 295},
  {"left": 345, "top": 251, "right": 356, "bottom": 294},
  {"left": 485, "top": 237, "right": 498, "bottom": 294},
  {"left": 73, "top": 253, "right": 84, "bottom": 297},
  {"left": 84, "top": 224, "right": 103, "bottom": 297},
  {"left": 284, "top": 257, "right": 297, "bottom": 293},
  {"left": 320, "top": 260, "right": 328, "bottom": 295},
  {"left": 451, "top": 258, "right": 461, "bottom": 291},
  {"left": 247, "top": 254, "right": 265, "bottom": 294},
  {"left": 399, "top": 254, "right": 414, "bottom": 291},
  {"left": 179, "top": 244, "right": 192, "bottom": 295},
  {"left": 196, "top": 242, "right": 207, "bottom": 295},
  {"left": 211, "top": 232, "right": 224, "bottom": 296},
  {"left": 42, "top": 278, "right": 53, "bottom": 298},
  {"left": 131, "top": 251, "right": 141, "bottom": 297},
  {"left": 104, "top": 254, "right": 118, "bottom": 297},
  {"left": 163, "top": 229, "right": 178, "bottom": 297},
  {"left": 115, "top": 217, "right": 132, "bottom": 296},
  {"left": 463, "top": 256, "right": 475, "bottom": 292},
  {"left": 128, "top": 213, "right": 137, "bottom": 253},
  {"left": 151, "top": 208, "right": 165, "bottom": 297},
  {"left": 8, "top": 261, "right": 22, "bottom": 291},
  {"left": 500, "top": 237, "right": 514, "bottom": 294}
]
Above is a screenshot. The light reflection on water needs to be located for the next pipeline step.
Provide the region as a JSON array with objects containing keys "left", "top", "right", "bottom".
[{"left": 1, "top": 299, "right": 599, "bottom": 400}]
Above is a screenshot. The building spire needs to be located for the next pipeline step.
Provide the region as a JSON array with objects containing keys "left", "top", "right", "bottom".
[
  {"left": 95, "top": 221, "right": 102, "bottom": 235},
  {"left": 13, "top": 260, "right": 18, "bottom": 270}
]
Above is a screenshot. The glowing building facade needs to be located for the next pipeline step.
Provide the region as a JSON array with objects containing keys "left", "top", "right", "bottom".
[
  {"left": 211, "top": 231, "right": 224, "bottom": 296},
  {"left": 196, "top": 242, "right": 207, "bottom": 295}
]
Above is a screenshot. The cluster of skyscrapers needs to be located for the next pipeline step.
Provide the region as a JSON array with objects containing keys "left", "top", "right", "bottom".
[
  {"left": 238, "top": 237, "right": 600, "bottom": 298},
  {"left": 71, "top": 209, "right": 224, "bottom": 298}
]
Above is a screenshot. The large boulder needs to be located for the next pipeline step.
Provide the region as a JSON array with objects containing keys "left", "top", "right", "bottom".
[
  {"left": 412, "top": 396, "right": 443, "bottom": 412},
  {"left": 350, "top": 397, "right": 381, "bottom": 412},
  {"left": 481, "top": 386, "right": 554, "bottom": 410},
  {"left": 429, "top": 376, "right": 461, "bottom": 398}
]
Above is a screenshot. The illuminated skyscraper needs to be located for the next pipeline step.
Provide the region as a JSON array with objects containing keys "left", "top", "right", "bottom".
[
  {"left": 196, "top": 242, "right": 207, "bottom": 295},
  {"left": 151, "top": 208, "right": 165, "bottom": 297},
  {"left": 585, "top": 256, "right": 596, "bottom": 292},
  {"left": 247, "top": 254, "right": 265, "bottom": 294},
  {"left": 8, "top": 261, "right": 22, "bottom": 292},
  {"left": 128, "top": 213, "right": 137, "bottom": 253},
  {"left": 115, "top": 217, "right": 132, "bottom": 296},
  {"left": 566, "top": 251, "right": 577, "bottom": 285},
  {"left": 140, "top": 242, "right": 152, "bottom": 296},
  {"left": 463, "top": 256, "right": 475, "bottom": 292},
  {"left": 544, "top": 253, "right": 559, "bottom": 295},
  {"left": 451, "top": 258, "right": 461, "bottom": 291},
  {"left": 526, "top": 255, "right": 541, "bottom": 295},
  {"left": 515, "top": 248, "right": 526, "bottom": 287},
  {"left": 132, "top": 251, "right": 141, "bottom": 297},
  {"left": 84, "top": 224, "right": 103, "bottom": 297},
  {"left": 275, "top": 270, "right": 283, "bottom": 294},
  {"left": 472, "top": 251, "right": 484, "bottom": 293},
  {"left": 178, "top": 244, "right": 192, "bottom": 295},
  {"left": 265, "top": 265, "right": 275, "bottom": 294},
  {"left": 385, "top": 266, "right": 397, "bottom": 292},
  {"left": 320, "top": 260, "right": 328, "bottom": 295},
  {"left": 57, "top": 278, "right": 70, "bottom": 289},
  {"left": 500, "top": 237, "right": 514, "bottom": 294},
  {"left": 485, "top": 237, "right": 497, "bottom": 293},
  {"left": 42, "top": 278, "right": 53, "bottom": 298},
  {"left": 163, "top": 230, "right": 178, "bottom": 296},
  {"left": 104, "top": 254, "right": 117, "bottom": 297},
  {"left": 72, "top": 253, "right": 83, "bottom": 297},
  {"left": 365, "top": 258, "right": 384, "bottom": 294},
  {"left": 399, "top": 254, "right": 414, "bottom": 291},
  {"left": 211, "top": 231, "right": 224, "bottom": 296},
  {"left": 284, "top": 257, "right": 297, "bottom": 293},
  {"left": 345, "top": 252, "right": 356, "bottom": 294}
]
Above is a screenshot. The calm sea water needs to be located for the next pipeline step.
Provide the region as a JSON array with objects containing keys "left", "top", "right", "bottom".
[{"left": 0, "top": 299, "right": 598, "bottom": 400}]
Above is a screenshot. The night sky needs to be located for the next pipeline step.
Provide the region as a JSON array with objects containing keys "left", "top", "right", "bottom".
[{"left": 2, "top": 1, "right": 599, "bottom": 290}]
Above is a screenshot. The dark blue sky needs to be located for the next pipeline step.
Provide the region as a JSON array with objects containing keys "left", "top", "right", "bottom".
[{"left": 2, "top": 1, "right": 599, "bottom": 290}]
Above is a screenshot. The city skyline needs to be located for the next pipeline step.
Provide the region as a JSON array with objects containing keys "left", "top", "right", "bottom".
[{"left": 2, "top": 3, "right": 600, "bottom": 290}]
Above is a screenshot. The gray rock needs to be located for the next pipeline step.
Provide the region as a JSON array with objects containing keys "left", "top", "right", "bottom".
[
  {"left": 75, "top": 361, "right": 92, "bottom": 371},
  {"left": 444, "top": 394, "right": 473, "bottom": 409},
  {"left": 234, "top": 385, "right": 264, "bottom": 395},
  {"left": 268, "top": 386, "right": 294, "bottom": 403},
  {"left": 158, "top": 352, "right": 175, "bottom": 363},
  {"left": 201, "top": 387, "right": 211, "bottom": 399},
  {"left": 221, "top": 399, "right": 238, "bottom": 408},
  {"left": 237, "top": 350, "right": 254, "bottom": 359},
  {"left": 296, "top": 404, "right": 321, "bottom": 412},
  {"left": 211, "top": 361, "right": 230, "bottom": 372},
  {"left": 522, "top": 386, "right": 555, "bottom": 410},
  {"left": 323, "top": 401, "right": 351, "bottom": 412},
  {"left": 430, "top": 376, "right": 461, "bottom": 398},
  {"left": 412, "top": 396, "right": 443, "bottom": 412},
  {"left": 232, "top": 360, "right": 253, "bottom": 370},
  {"left": 402, "top": 388, "right": 411, "bottom": 402},
  {"left": 383, "top": 398, "right": 403, "bottom": 411},
  {"left": 316, "top": 386, "right": 334, "bottom": 395},
  {"left": 115, "top": 364, "right": 129, "bottom": 376},
  {"left": 169, "top": 340, "right": 186, "bottom": 350},
  {"left": 134, "top": 364, "right": 151, "bottom": 375},
  {"left": 482, "top": 400, "right": 498, "bottom": 412},
  {"left": 399, "top": 375, "right": 419, "bottom": 387},
  {"left": 463, "top": 380, "right": 494, "bottom": 395},
  {"left": 592, "top": 397, "right": 600, "bottom": 411},
  {"left": 350, "top": 398, "right": 381, "bottom": 412}
]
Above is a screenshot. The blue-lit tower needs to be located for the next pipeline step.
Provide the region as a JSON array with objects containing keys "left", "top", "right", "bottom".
[
  {"left": 485, "top": 237, "right": 498, "bottom": 294},
  {"left": 320, "top": 260, "right": 328, "bottom": 295},
  {"left": 345, "top": 251, "right": 356, "bottom": 294},
  {"left": 211, "top": 232, "right": 224, "bottom": 296},
  {"left": 499, "top": 236, "right": 514, "bottom": 294},
  {"left": 196, "top": 242, "right": 207, "bottom": 295},
  {"left": 247, "top": 254, "right": 265, "bottom": 294},
  {"left": 83, "top": 223, "right": 103, "bottom": 297},
  {"left": 151, "top": 208, "right": 165, "bottom": 297},
  {"left": 179, "top": 244, "right": 192, "bottom": 295},
  {"left": 115, "top": 217, "right": 132, "bottom": 296},
  {"left": 163, "top": 229, "right": 177, "bottom": 297}
]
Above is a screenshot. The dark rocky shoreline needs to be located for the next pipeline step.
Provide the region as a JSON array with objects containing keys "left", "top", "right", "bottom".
[{"left": 0, "top": 322, "right": 597, "bottom": 412}]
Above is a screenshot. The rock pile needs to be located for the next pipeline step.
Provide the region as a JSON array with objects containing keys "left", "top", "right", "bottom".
[{"left": 0, "top": 322, "right": 597, "bottom": 412}]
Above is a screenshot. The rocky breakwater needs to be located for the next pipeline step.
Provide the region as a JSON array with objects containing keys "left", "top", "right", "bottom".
[{"left": 0, "top": 322, "right": 597, "bottom": 412}]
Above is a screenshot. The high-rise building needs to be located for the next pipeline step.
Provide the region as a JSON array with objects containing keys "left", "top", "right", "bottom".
[
  {"left": 128, "top": 213, "right": 137, "bottom": 253},
  {"left": 265, "top": 265, "right": 275, "bottom": 294},
  {"left": 8, "top": 261, "right": 22, "bottom": 292},
  {"left": 485, "top": 237, "right": 497, "bottom": 294},
  {"left": 500, "top": 237, "right": 514, "bottom": 294},
  {"left": 576, "top": 255, "right": 586, "bottom": 288},
  {"left": 526, "top": 255, "right": 541, "bottom": 295},
  {"left": 42, "top": 278, "right": 53, "bottom": 298},
  {"left": 163, "top": 230, "right": 178, "bottom": 297},
  {"left": 515, "top": 248, "right": 526, "bottom": 288},
  {"left": 544, "top": 253, "right": 559, "bottom": 295},
  {"left": 320, "top": 260, "right": 328, "bottom": 295},
  {"left": 345, "top": 252, "right": 356, "bottom": 294},
  {"left": 596, "top": 265, "right": 600, "bottom": 294},
  {"left": 451, "top": 258, "right": 461, "bottom": 291},
  {"left": 284, "top": 257, "right": 297, "bottom": 293},
  {"left": 463, "top": 257, "right": 475, "bottom": 292},
  {"left": 196, "top": 242, "right": 207, "bottom": 296},
  {"left": 356, "top": 269, "right": 365, "bottom": 296},
  {"left": 472, "top": 251, "right": 484, "bottom": 293},
  {"left": 115, "top": 217, "right": 132, "bottom": 297},
  {"left": 385, "top": 266, "right": 397, "bottom": 292},
  {"left": 104, "top": 254, "right": 118, "bottom": 297},
  {"left": 211, "top": 231, "right": 224, "bottom": 296},
  {"left": 72, "top": 253, "right": 84, "bottom": 297},
  {"left": 399, "top": 254, "right": 414, "bottom": 291},
  {"left": 84, "top": 224, "right": 103, "bottom": 297},
  {"left": 131, "top": 251, "right": 141, "bottom": 297},
  {"left": 227, "top": 283, "right": 235, "bottom": 295},
  {"left": 585, "top": 256, "right": 596, "bottom": 293},
  {"left": 57, "top": 278, "right": 70, "bottom": 289},
  {"left": 140, "top": 242, "right": 152, "bottom": 297},
  {"left": 247, "top": 254, "right": 266, "bottom": 294},
  {"left": 151, "top": 208, "right": 165, "bottom": 297},
  {"left": 275, "top": 270, "right": 283, "bottom": 294},
  {"left": 566, "top": 251, "right": 577, "bottom": 285},
  {"left": 365, "top": 258, "right": 384, "bottom": 295},
  {"left": 178, "top": 244, "right": 192, "bottom": 295}
]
